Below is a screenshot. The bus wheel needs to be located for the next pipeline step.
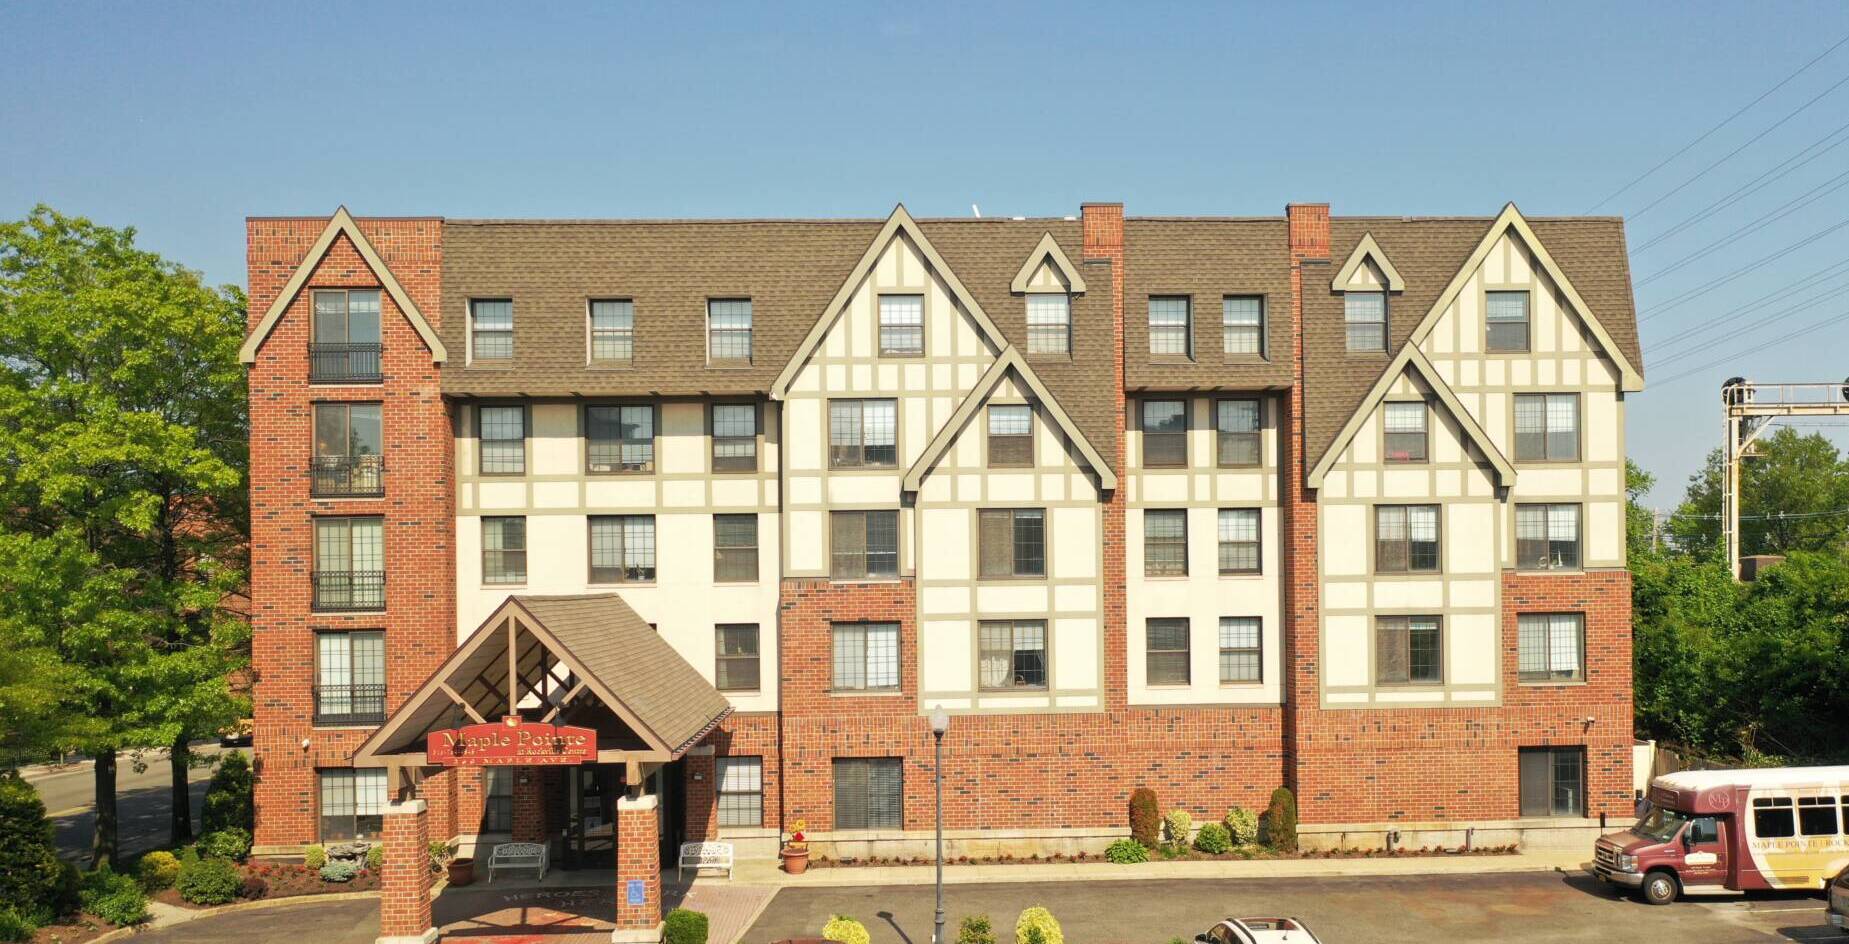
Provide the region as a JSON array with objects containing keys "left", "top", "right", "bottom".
[{"left": 1639, "top": 870, "right": 1679, "bottom": 905}]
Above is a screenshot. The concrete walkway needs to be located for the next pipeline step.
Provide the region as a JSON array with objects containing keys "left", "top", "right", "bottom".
[{"left": 728, "top": 848, "right": 1588, "bottom": 887}]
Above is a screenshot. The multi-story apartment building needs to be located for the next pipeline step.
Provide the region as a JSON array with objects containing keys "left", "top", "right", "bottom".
[{"left": 241, "top": 201, "right": 1641, "bottom": 941}]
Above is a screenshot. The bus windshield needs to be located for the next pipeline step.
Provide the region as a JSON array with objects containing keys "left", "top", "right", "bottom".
[{"left": 1634, "top": 806, "right": 1692, "bottom": 843}]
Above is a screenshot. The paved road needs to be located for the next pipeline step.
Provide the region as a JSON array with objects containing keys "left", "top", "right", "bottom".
[
  {"left": 136, "top": 899, "right": 378, "bottom": 944},
  {"left": 27, "top": 745, "right": 233, "bottom": 860},
  {"left": 745, "top": 871, "right": 1840, "bottom": 943}
]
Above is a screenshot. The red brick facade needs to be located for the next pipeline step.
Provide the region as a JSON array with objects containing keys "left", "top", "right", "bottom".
[{"left": 377, "top": 801, "right": 434, "bottom": 942}]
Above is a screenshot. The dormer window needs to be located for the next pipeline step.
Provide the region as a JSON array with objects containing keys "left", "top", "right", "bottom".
[
  {"left": 1026, "top": 294, "right": 1070, "bottom": 354},
  {"left": 708, "top": 299, "right": 752, "bottom": 363},
  {"left": 1149, "top": 296, "right": 1191, "bottom": 356},
  {"left": 1345, "top": 292, "right": 1386, "bottom": 352},
  {"left": 590, "top": 299, "right": 634, "bottom": 363},
  {"left": 1222, "top": 296, "right": 1264, "bottom": 356},
  {"left": 470, "top": 299, "right": 514, "bottom": 362}
]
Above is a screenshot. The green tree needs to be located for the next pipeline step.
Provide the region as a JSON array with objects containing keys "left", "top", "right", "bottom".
[
  {"left": 1670, "top": 428, "right": 1849, "bottom": 558},
  {"left": 1625, "top": 459, "right": 1660, "bottom": 564},
  {"left": 0, "top": 206, "right": 249, "bottom": 864}
]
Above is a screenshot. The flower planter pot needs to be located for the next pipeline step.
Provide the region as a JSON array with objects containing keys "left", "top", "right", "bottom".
[
  {"left": 779, "top": 847, "right": 809, "bottom": 874},
  {"left": 448, "top": 857, "right": 475, "bottom": 886}
]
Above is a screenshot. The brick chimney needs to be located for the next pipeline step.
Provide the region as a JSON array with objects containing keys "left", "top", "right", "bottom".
[
  {"left": 1280, "top": 201, "right": 1329, "bottom": 815},
  {"left": 1080, "top": 202, "right": 1127, "bottom": 707},
  {"left": 1286, "top": 203, "right": 1330, "bottom": 260}
]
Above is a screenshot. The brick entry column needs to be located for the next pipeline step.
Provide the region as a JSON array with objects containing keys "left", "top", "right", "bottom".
[
  {"left": 612, "top": 793, "right": 662, "bottom": 943},
  {"left": 377, "top": 799, "right": 436, "bottom": 944},
  {"left": 512, "top": 767, "right": 548, "bottom": 842}
]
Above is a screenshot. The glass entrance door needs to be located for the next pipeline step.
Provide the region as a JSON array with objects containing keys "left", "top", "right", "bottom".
[{"left": 567, "top": 765, "right": 619, "bottom": 867}]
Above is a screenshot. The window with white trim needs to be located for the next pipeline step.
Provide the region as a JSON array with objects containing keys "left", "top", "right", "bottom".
[
  {"left": 1144, "top": 509, "right": 1188, "bottom": 576},
  {"left": 470, "top": 299, "right": 514, "bottom": 361},
  {"left": 1026, "top": 294, "right": 1071, "bottom": 354},
  {"left": 481, "top": 516, "right": 527, "bottom": 585},
  {"left": 1217, "top": 509, "right": 1260, "bottom": 574},
  {"left": 716, "top": 757, "right": 764, "bottom": 827},
  {"left": 708, "top": 298, "right": 752, "bottom": 362},
  {"left": 831, "top": 622, "right": 899, "bottom": 692},
  {"left": 1218, "top": 617, "right": 1261, "bottom": 684},
  {"left": 1345, "top": 292, "right": 1386, "bottom": 352},
  {"left": 878, "top": 294, "right": 924, "bottom": 355},
  {"left": 1149, "top": 296, "right": 1191, "bottom": 356},
  {"left": 1383, "top": 402, "right": 1428, "bottom": 463},
  {"left": 319, "top": 768, "right": 387, "bottom": 841},
  {"left": 1222, "top": 296, "right": 1264, "bottom": 356},
  {"left": 589, "top": 299, "right": 634, "bottom": 362}
]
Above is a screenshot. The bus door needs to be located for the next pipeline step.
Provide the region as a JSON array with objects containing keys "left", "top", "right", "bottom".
[{"left": 1682, "top": 815, "right": 1729, "bottom": 888}]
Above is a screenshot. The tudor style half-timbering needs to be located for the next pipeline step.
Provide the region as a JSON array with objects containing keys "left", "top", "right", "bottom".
[{"left": 244, "top": 200, "right": 1641, "bottom": 942}]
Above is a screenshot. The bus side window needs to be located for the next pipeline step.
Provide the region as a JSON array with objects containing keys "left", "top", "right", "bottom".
[
  {"left": 1752, "top": 797, "right": 1796, "bottom": 839},
  {"left": 1797, "top": 797, "right": 1839, "bottom": 836},
  {"left": 1688, "top": 816, "right": 1718, "bottom": 844}
]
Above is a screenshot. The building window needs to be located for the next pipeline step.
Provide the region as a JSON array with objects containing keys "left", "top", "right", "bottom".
[
  {"left": 978, "top": 620, "right": 1047, "bottom": 690},
  {"left": 312, "top": 516, "right": 384, "bottom": 612},
  {"left": 713, "top": 514, "right": 759, "bottom": 582},
  {"left": 314, "top": 630, "right": 385, "bottom": 726},
  {"left": 1141, "top": 399, "right": 1187, "bottom": 468},
  {"left": 318, "top": 768, "right": 386, "bottom": 842},
  {"left": 1375, "top": 616, "right": 1442, "bottom": 684},
  {"left": 708, "top": 298, "right": 752, "bottom": 362},
  {"left": 1026, "top": 294, "right": 1070, "bottom": 354},
  {"left": 1797, "top": 797, "right": 1840, "bottom": 836},
  {"left": 1752, "top": 797, "right": 1796, "bottom": 838},
  {"left": 1217, "top": 509, "right": 1260, "bottom": 574},
  {"left": 1218, "top": 617, "right": 1261, "bottom": 684},
  {"left": 481, "top": 516, "right": 527, "bottom": 585},
  {"left": 1144, "top": 509, "right": 1188, "bottom": 576},
  {"left": 833, "top": 758, "right": 902, "bottom": 830},
  {"left": 1215, "top": 399, "right": 1260, "bottom": 467},
  {"left": 310, "top": 289, "right": 382, "bottom": 383},
  {"left": 830, "top": 510, "right": 899, "bottom": 579},
  {"left": 1519, "top": 614, "right": 1585, "bottom": 683},
  {"left": 587, "top": 404, "right": 655, "bottom": 474},
  {"left": 714, "top": 624, "right": 760, "bottom": 692},
  {"left": 1516, "top": 503, "right": 1581, "bottom": 570},
  {"left": 716, "top": 757, "right": 764, "bottom": 827},
  {"left": 1486, "top": 290, "right": 1531, "bottom": 352},
  {"left": 987, "top": 405, "right": 1033, "bottom": 468},
  {"left": 478, "top": 406, "right": 525, "bottom": 475},
  {"left": 1148, "top": 296, "right": 1191, "bottom": 356},
  {"left": 1383, "top": 402, "right": 1428, "bottom": 463},
  {"left": 711, "top": 404, "right": 758, "bottom": 473},
  {"left": 1375, "top": 505, "right": 1440, "bottom": 573},
  {"left": 1514, "top": 393, "right": 1579, "bottom": 461},
  {"left": 470, "top": 299, "right": 514, "bottom": 361},
  {"left": 589, "top": 299, "right": 634, "bottom": 362},
  {"left": 483, "top": 769, "right": 513, "bottom": 832},
  {"left": 1518, "top": 747, "right": 1585, "bottom": 818},
  {"left": 831, "top": 622, "right": 899, "bottom": 692},
  {"left": 828, "top": 399, "right": 898, "bottom": 468},
  {"left": 1345, "top": 292, "right": 1386, "bottom": 352},
  {"left": 311, "top": 402, "right": 384, "bottom": 497},
  {"left": 1223, "top": 296, "right": 1264, "bottom": 356},
  {"left": 878, "top": 294, "right": 924, "bottom": 355},
  {"left": 589, "top": 515, "right": 655, "bottom": 583},
  {"left": 1146, "top": 618, "right": 1190, "bottom": 686},
  {"left": 978, "top": 508, "right": 1046, "bottom": 578}
]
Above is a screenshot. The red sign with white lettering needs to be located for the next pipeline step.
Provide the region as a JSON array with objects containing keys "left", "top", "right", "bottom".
[{"left": 427, "top": 717, "right": 597, "bottom": 766}]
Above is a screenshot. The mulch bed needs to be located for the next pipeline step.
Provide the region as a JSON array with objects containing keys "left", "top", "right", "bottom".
[
  {"left": 29, "top": 917, "right": 115, "bottom": 944},
  {"left": 809, "top": 844, "right": 1521, "bottom": 869},
  {"left": 150, "top": 862, "right": 382, "bottom": 911}
]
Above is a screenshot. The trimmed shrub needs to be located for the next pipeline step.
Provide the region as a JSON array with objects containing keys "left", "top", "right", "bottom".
[
  {"left": 822, "top": 914, "right": 870, "bottom": 944},
  {"left": 662, "top": 908, "right": 709, "bottom": 944},
  {"left": 365, "top": 844, "right": 384, "bottom": 871},
  {"left": 319, "top": 860, "right": 360, "bottom": 884},
  {"left": 0, "top": 772, "right": 66, "bottom": 925},
  {"left": 1163, "top": 809, "right": 1193, "bottom": 845},
  {"left": 956, "top": 914, "right": 997, "bottom": 944},
  {"left": 304, "top": 844, "right": 328, "bottom": 870},
  {"left": 237, "top": 876, "right": 269, "bottom": 900},
  {"left": 1223, "top": 806, "right": 1259, "bottom": 846},
  {"left": 0, "top": 907, "right": 34, "bottom": 943},
  {"left": 1127, "top": 787, "right": 1160, "bottom": 848},
  {"left": 1259, "top": 787, "right": 1298, "bottom": 853},
  {"left": 1193, "top": 821, "right": 1232, "bottom": 854},
  {"left": 1103, "top": 838, "right": 1148, "bottom": 864},
  {"left": 1014, "top": 906, "right": 1063, "bottom": 944},
  {"left": 77, "top": 867, "right": 148, "bottom": 925},
  {"left": 200, "top": 752, "right": 254, "bottom": 835},
  {"left": 137, "top": 850, "right": 182, "bottom": 890},
  {"left": 200, "top": 827, "right": 252, "bottom": 862},
  {"left": 177, "top": 857, "right": 241, "bottom": 905}
]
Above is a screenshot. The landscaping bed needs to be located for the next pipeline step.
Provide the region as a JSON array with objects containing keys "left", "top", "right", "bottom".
[
  {"left": 808, "top": 843, "right": 1519, "bottom": 869},
  {"left": 149, "top": 861, "right": 381, "bottom": 910},
  {"left": 26, "top": 916, "right": 116, "bottom": 944}
]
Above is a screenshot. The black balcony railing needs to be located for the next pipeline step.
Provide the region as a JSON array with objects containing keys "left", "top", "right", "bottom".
[
  {"left": 310, "top": 455, "right": 385, "bottom": 498},
  {"left": 313, "top": 683, "right": 387, "bottom": 726},
  {"left": 309, "top": 343, "right": 384, "bottom": 383},
  {"left": 311, "top": 571, "right": 386, "bottom": 612}
]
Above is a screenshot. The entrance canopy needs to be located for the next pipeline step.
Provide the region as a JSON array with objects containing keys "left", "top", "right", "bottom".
[{"left": 354, "top": 594, "right": 731, "bottom": 770}]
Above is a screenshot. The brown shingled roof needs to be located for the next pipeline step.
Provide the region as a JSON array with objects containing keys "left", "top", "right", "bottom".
[{"left": 1122, "top": 218, "right": 1295, "bottom": 391}]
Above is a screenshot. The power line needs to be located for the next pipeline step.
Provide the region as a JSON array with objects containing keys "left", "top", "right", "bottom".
[
  {"left": 1628, "top": 68, "right": 1849, "bottom": 221},
  {"left": 1635, "top": 166, "right": 1849, "bottom": 286},
  {"left": 1649, "top": 306, "right": 1849, "bottom": 386},
  {"left": 1663, "top": 506, "right": 1849, "bottom": 521},
  {"left": 1586, "top": 33, "right": 1849, "bottom": 212},
  {"left": 1632, "top": 119, "right": 1849, "bottom": 253},
  {"left": 1649, "top": 264, "right": 1849, "bottom": 361},
  {"left": 1639, "top": 217, "right": 1849, "bottom": 322}
]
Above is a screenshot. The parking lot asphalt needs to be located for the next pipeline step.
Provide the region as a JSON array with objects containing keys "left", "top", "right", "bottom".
[{"left": 744, "top": 870, "right": 1840, "bottom": 943}]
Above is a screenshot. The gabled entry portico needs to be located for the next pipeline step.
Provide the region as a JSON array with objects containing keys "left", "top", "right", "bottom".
[{"left": 354, "top": 594, "right": 732, "bottom": 944}]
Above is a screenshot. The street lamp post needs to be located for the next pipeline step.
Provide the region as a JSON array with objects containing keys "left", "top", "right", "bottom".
[{"left": 930, "top": 706, "right": 950, "bottom": 944}]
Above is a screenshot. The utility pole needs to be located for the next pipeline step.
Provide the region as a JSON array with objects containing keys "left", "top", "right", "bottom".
[{"left": 1719, "top": 379, "right": 1849, "bottom": 579}]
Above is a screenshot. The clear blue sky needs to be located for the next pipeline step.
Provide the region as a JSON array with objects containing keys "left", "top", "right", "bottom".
[{"left": 5, "top": 1, "right": 1848, "bottom": 503}]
